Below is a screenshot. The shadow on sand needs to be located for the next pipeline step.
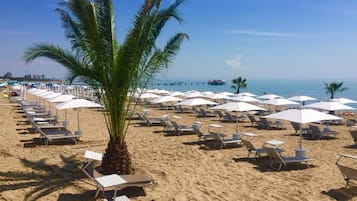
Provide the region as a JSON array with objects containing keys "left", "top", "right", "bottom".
[{"left": 322, "top": 186, "right": 357, "bottom": 201}]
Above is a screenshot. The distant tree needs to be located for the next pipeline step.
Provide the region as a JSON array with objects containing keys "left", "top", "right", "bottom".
[
  {"left": 231, "top": 76, "right": 247, "bottom": 94},
  {"left": 324, "top": 81, "right": 348, "bottom": 99},
  {"left": 4, "top": 72, "right": 12, "bottom": 78}
]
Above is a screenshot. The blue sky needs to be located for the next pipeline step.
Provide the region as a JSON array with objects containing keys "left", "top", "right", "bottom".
[{"left": 1, "top": 0, "right": 357, "bottom": 81}]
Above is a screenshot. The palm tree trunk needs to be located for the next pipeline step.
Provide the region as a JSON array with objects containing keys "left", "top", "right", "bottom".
[{"left": 100, "top": 138, "right": 133, "bottom": 175}]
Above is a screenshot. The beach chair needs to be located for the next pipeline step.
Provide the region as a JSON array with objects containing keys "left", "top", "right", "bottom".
[
  {"left": 81, "top": 150, "right": 152, "bottom": 200},
  {"left": 259, "top": 117, "right": 283, "bottom": 130},
  {"left": 199, "top": 108, "right": 217, "bottom": 118},
  {"left": 216, "top": 110, "right": 227, "bottom": 120},
  {"left": 170, "top": 120, "right": 199, "bottom": 135},
  {"left": 263, "top": 147, "right": 313, "bottom": 171},
  {"left": 211, "top": 132, "right": 241, "bottom": 149},
  {"left": 290, "top": 122, "right": 311, "bottom": 135},
  {"left": 336, "top": 153, "right": 357, "bottom": 188},
  {"left": 308, "top": 124, "right": 338, "bottom": 140},
  {"left": 247, "top": 115, "right": 260, "bottom": 127},
  {"left": 141, "top": 115, "right": 163, "bottom": 127},
  {"left": 159, "top": 117, "right": 175, "bottom": 132},
  {"left": 241, "top": 138, "right": 284, "bottom": 159},
  {"left": 349, "top": 129, "right": 357, "bottom": 144},
  {"left": 39, "top": 127, "right": 80, "bottom": 145}
]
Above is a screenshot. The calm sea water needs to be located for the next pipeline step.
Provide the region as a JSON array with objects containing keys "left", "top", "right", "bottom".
[{"left": 147, "top": 79, "right": 357, "bottom": 103}]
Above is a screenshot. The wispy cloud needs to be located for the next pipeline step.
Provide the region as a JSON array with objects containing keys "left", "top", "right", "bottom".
[
  {"left": 226, "top": 55, "right": 242, "bottom": 69},
  {"left": 0, "top": 30, "right": 38, "bottom": 35},
  {"left": 227, "top": 30, "right": 317, "bottom": 38}
]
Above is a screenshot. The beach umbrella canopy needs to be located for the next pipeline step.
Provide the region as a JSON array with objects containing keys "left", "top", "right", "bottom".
[
  {"left": 331, "top": 98, "right": 357, "bottom": 104},
  {"left": 219, "top": 91, "right": 235, "bottom": 96},
  {"left": 47, "top": 94, "right": 75, "bottom": 103},
  {"left": 185, "top": 92, "right": 204, "bottom": 98},
  {"left": 305, "top": 101, "right": 355, "bottom": 111},
  {"left": 238, "top": 92, "right": 257, "bottom": 97},
  {"left": 229, "top": 95, "right": 261, "bottom": 103},
  {"left": 258, "top": 94, "right": 282, "bottom": 100},
  {"left": 176, "top": 98, "right": 218, "bottom": 106},
  {"left": 42, "top": 92, "right": 62, "bottom": 99},
  {"left": 262, "top": 98, "right": 299, "bottom": 106},
  {"left": 151, "top": 96, "right": 183, "bottom": 104},
  {"left": 138, "top": 93, "right": 160, "bottom": 99},
  {"left": 288, "top": 95, "right": 317, "bottom": 102},
  {"left": 264, "top": 109, "right": 342, "bottom": 148},
  {"left": 210, "top": 102, "right": 266, "bottom": 112},
  {"left": 207, "top": 93, "right": 230, "bottom": 100},
  {"left": 56, "top": 99, "right": 102, "bottom": 134},
  {"left": 169, "top": 91, "right": 186, "bottom": 97}
]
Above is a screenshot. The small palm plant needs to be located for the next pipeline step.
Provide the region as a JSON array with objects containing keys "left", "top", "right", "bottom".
[
  {"left": 231, "top": 76, "right": 247, "bottom": 94},
  {"left": 23, "top": 0, "right": 187, "bottom": 175},
  {"left": 324, "top": 81, "right": 348, "bottom": 99}
]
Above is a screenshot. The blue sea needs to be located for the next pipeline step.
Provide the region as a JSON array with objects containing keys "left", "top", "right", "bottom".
[{"left": 147, "top": 79, "right": 357, "bottom": 103}]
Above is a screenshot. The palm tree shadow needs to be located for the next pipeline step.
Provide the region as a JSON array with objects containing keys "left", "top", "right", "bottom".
[{"left": 0, "top": 155, "right": 86, "bottom": 201}]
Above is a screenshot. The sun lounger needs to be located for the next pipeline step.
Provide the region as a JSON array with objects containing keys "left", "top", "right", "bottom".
[
  {"left": 140, "top": 114, "right": 163, "bottom": 126},
  {"left": 39, "top": 127, "right": 80, "bottom": 145},
  {"left": 349, "top": 129, "right": 357, "bottom": 144},
  {"left": 264, "top": 147, "right": 313, "bottom": 171},
  {"left": 259, "top": 117, "right": 284, "bottom": 130},
  {"left": 103, "top": 195, "right": 130, "bottom": 201},
  {"left": 308, "top": 124, "right": 338, "bottom": 140},
  {"left": 241, "top": 137, "right": 284, "bottom": 159},
  {"left": 336, "top": 153, "right": 357, "bottom": 188},
  {"left": 197, "top": 108, "right": 217, "bottom": 118},
  {"left": 211, "top": 132, "right": 241, "bottom": 149},
  {"left": 170, "top": 120, "right": 200, "bottom": 135},
  {"left": 81, "top": 150, "right": 152, "bottom": 199}
]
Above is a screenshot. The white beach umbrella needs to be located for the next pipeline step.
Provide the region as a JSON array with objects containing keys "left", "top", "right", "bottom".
[
  {"left": 202, "top": 91, "right": 215, "bottom": 96},
  {"left": 229, "top": 95, "right": 261, "bottom": 103},
  {"left": 219, "top": 91, "right": 235, "bottom": 96},
  {"left": 331, "top": 98, "right": 357, "bottom": 104},
  {"left": 238, "top": 92, "right": 257, "bottom": 97},
  {"left": 264, "top": 109, "right": 342, "bottom": 148},
  {"left": 305, "top": 101, "right": 355, "bottom": 111},
  {"left": 56, "top": 99, "right": 102, "bottom": 135},
  {"left": 207, "top": 93, "right": 230, "bottom": 100},
  {"left": 185, "top": 92, "right": 204, "bottom": 98},
  {"left": 27, "top": 88, "right": 41, "bottom": 94},
  {"left": 47, "top": 94, "right": 76, "bottom": 103},
  {"left": 262, "top": 98, "right": 299, "bottom": 106},
  {"left": 211, "top": 102, "right": 266, "bottom": 134},
  {"left": 176, "top": 98, "right": 218, "bottom": 106},
  {"left": 169, "top": 91, "right": 187, "bottom": 97},
  {"left": 155, "top": 89, "right": 170, "bottom": 95},
  {"left": 210, "top": 102, "right": 266, "bottom": 112},
  {"left": 42, "top": 92, "right": 62, "bottom": 99},
  {"left": 151, "top": 96, "right": 183, "bottom": 104},
  {"left": 258, "top": 94, "right": 282, "bottom": 100},
  {"left": 288, "top": 95, "right": 317, "bottom": 102},
  {"left": 139, "top": 93, "right": 160, "bottom": 99}
]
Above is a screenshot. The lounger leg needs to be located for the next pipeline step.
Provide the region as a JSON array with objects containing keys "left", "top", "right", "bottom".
[
  {"left": 95, "top": 188, "right": 100, "bottom": 198},
  {"left": 345, "top": 179, "right": 350, "bottom": 188}
]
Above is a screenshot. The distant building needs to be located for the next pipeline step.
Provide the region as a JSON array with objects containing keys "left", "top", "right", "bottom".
[{"left": 3, "top": 72, "right": 12, "bottom": 78}]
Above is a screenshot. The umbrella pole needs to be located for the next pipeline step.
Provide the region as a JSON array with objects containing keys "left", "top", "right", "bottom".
[
  {"left": 235, "top": 111, "right": 238, "bottom": 134},
  {"left": 77, "top": 109, "right": 80, "bottom": 134},
  {"left": 299, "top": 126, "right": 303, "bottom": 149}
]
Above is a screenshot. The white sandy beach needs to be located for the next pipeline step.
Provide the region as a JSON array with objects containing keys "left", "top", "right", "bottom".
[{"left": 0, "top": 88, "right": 357, "bottom": 201}]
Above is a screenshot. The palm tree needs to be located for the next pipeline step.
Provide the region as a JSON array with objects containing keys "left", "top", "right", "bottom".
[
  {"left": 324, "top": 81, "right": 348, "bottom": 99},
  {"left": 23, "top": 0, "right": 187, "bottom": 175},
  {"left": 231, "top": 76, "right": 247, "bottom": 94}
]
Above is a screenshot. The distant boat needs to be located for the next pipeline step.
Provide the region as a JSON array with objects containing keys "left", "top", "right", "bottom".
[{"left": 208, "top": 79, "right": 226, "bottom": 85}]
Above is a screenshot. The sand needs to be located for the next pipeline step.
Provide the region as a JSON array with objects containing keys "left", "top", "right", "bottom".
[{"left": 0, "top": 88, "right": 357, "bottom": 201}]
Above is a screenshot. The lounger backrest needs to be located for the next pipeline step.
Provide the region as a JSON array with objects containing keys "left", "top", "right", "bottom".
[
  {"left": 241, "top": 139, "right": 256, "bottom": 151},
  {"left": 349, "top": 130, "right": 357, "bottom": 143},
  {"left": 336, "top": 164, "right": 357, "bottom": 180},
  {"left": 264, "top": 147, "right": 285, "bottom": 165},
  {"left": 216, "top": 110, "right": 224, "bottom": 118},
  {"left": 290, "top": 122, "right": 300, "bottom": 132},
  {"left": 170, "top": 120, "right": 179, "bottom": 129},
  {"left": 247, "top": 115, "right": 256, "bottom": 123},
  {"left": 308, "top": 125, "right": 321, "bottom": 134},
  {"left": 211, "top": 132, "right": 223, "bottom": 142}
]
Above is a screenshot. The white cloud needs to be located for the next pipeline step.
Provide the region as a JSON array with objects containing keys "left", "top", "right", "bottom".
[
  {"left": 226, "top": 55, "right": 242, "bottom": 69},
  {"left": 226, "top": 30, "right": 316, "bottom": 38}
]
